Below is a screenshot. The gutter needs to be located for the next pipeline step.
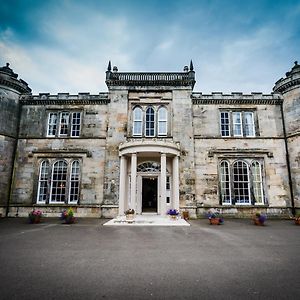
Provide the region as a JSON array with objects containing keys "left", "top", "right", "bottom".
[
  {"left": 280, "top": 102, "right": 295, "bottom": 216},
  {"left": 6, "top": 98, "right": 22, "bottom": 217}
]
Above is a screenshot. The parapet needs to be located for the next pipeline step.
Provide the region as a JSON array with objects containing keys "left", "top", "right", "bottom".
[
  {"left": 20, "top": 92, "right": 109, "bottom": 105},
  {"left": 0, "top": 63, "right": 31, "bottom": 94},
  {"left": 105, "top": 61, "right": 196, "bottom": 89},
  {"left": 192, "top": 92, "right": 282, "bottom": 105},
  {"left": 273, "top": 61, "right": 300, "bottom": 94}
]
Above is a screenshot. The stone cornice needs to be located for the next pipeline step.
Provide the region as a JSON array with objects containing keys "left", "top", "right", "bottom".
[
  {"left": 192, "top": 92, "right": 283, "bottom": 105},
  {"left": 20, "top": 93, "right": 109, "bottom": 105},
  {"left": 273, "top": 76, "right": 300, "bottom": 93},
  {"left": 0, "top": 77, "right": 31, "bottom": 94}
]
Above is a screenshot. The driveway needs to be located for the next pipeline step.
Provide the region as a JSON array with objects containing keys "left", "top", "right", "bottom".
[{"left": 0, "top": 218, "right": 299, "bottom": 299}]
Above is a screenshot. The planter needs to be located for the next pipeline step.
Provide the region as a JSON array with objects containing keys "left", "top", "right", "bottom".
[
  {"left": 294, "top": 218, "right": 300, "bottom": 225},
  {"left": 64, "top": 216, "right": 75, "bottom": 224},
  {"left": 254, "top": 218, "right": 265, "bottom": 226},
  {"left": 182, "top": 211, "right": 189, "bottom": 220},
  {"left": 126, "top": 214, "right": 135, "bottom": 222},
  {"left": 169, "top": 215, "right": 178, "bottom": 220},
  {"left": 209, "top": 218, "right": 222, "bottom": 225},
  {"left": 29, "top": 216, "right": 41, "bottom": 224}
]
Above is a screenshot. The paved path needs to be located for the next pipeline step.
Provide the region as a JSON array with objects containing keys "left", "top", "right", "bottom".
[{"left": 0, "top": 218, "right": 299, "bottom": 299}]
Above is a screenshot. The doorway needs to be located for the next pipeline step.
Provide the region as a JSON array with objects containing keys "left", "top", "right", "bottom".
[{"left": 142, "top": 177, "right": 157, "bottom": 213}]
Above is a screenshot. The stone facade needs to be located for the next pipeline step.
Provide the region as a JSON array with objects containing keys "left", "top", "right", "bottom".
[{"left": 0, "top": 61, "right": 299, "bottom": 218}]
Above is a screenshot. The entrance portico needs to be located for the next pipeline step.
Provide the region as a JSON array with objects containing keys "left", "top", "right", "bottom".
[{"left": 118, "top": 140, "right": 180, "bottom": 216}]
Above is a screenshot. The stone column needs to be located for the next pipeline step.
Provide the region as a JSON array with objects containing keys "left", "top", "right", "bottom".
[
  {"left": 160, "top": 153, "right": 167, "bottom": 215},
  {"left": 118, "top": 155, "right": 127, "bottom": 216},
  {"left": 172, "top": 155, "right": 179, "bottom": 210},
  {"left": 130, "top": 153, "right": 137, "bottom": 211}
]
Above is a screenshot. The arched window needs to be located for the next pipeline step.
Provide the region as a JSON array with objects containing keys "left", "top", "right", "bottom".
[
  {"left": 69, "top": 161, "right": 80, "bottom": 204},
  {"left": 145, "top": 106, "right": 155, "bottom": 137},
  {"left": 220, "top": 161, "right": 231, "bottom": 205},
  {"left": 251, "top": 161, "right": 264, "bottom": 204},
  {"left": 133, "top": 106, "right": 143, "bottom": 136},
  {"left": 137, "top": 161, "right": 161, "bottom": 173},
  {"left": 37, "top": 160, "right": 49, "bottom": 203},
  {"left": 158, "top": 106, "right": 167, "bottom": 136},
  {"left": 50, "top": 160, "right": 68, "bottom": 203},
  {"left": 233, "top": 161, "right": 250, "bottom": 204}
]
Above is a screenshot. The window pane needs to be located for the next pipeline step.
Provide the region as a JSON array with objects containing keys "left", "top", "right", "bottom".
[
  {"left": 133, "top": 107, "right": 143, "bottom": 136},
  {"left": 233, "top": 161, "right": 250, "bottom": 204},
  {"left": 233, "top": 112, "right": 242, "bottom": 136},
  {"left": 50, "top": 161, "right": 67, "bottom": 202},
  {"left": 37, "top": 161, "right": 49, "bottom": 203},
  {"left": 145, "top": 107, "right": 155, "bottom": 137},
  {"left": 220, "top": 161, "right": 231, "bottom": 204},
  {"left": 47, "top": 113, "right": 58, "bottom": 136},
  {"left": 244, "top": 112, "right": 255, "bottom": 137},
  {"left": 252, "top": 161, "right": 264, "bottom": 204},
  {"left": 69, "top": 161, "right": 80, "bottom": 203},
  {"left": 59, "top": 112, "right": 69, "bottom": 136},
  {"left": 71, "top": 112, "right": 81, "bottom": 137},
  {"left": 220, "top": 112, "right": 230, "bottom": 137},
  {"left": 158, "top": 107, "right": 167, "bottom": 136}
]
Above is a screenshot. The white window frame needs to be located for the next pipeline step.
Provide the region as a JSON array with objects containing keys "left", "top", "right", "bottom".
[
  {"left": 70, "top": 112, "right": 81, "bottom": 137},
  {"left": 145, "top": 106, "right": 156, "bottom": 137},
  {"left": 49, "top": 160, "right": 68, "bottom": 203},
  {"left": 58, "top": 112, "right": 70, "bottom": 137},
  {"left": 232, "top": 112, "right": 243, "bottom": 137},
  {"left": 68, "top": 160, "right": 80, "bottom": 204},
  {"left": 233, "top": 160, "right": 251, "bottom": 205},
  {"left": 219, "top": 160, "right": 232, "bottom": 205},
  {"left": 251, "top": 161, "right": 264, "bottom": 205},
  {"left": 47, "top": 113, "right": 58, "bottom": 137},
  {"left": 158, "top": 106, "right": 168, "bottom": 136},
  {"left": 37, "top": 160, "right": 49, "bottom": 204},
  {"left": 220, "top": 111, "right": 230, "bottom": 137},
  {"left": 133, "top": 106, "right": 143, "bottom": 136},
  {"left": 244, "top": 112, "right": 255, "bottom": 137}
]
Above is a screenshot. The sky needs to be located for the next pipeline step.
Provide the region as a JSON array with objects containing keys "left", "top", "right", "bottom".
[{"left": 1, "top": 0, "right": 300, "bottom": 94}]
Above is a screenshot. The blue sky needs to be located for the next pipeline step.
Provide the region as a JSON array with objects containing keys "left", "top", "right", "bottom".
[{"left": 1, "top": 0, "right": 299, "bottom": 94}]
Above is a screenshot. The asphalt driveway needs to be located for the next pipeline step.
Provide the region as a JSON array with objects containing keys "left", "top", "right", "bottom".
[{"left": 0, "top": 218, "right": 299, "bottom": 299}]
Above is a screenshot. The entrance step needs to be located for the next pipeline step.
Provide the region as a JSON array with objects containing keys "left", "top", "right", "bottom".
[{"left": 103, "top": 215, "right": 190, "bottom": 226}]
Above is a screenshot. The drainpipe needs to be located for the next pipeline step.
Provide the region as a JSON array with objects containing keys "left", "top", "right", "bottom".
[
  {"left": 280, "top": 102, "right": 295, "bottom": 216},
  {"left": 6, "top": 98, "right": 22, "bottom": 217}
]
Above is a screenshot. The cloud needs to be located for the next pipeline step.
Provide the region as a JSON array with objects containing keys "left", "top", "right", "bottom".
[{"left": 0, "top": 0, "right": 299, "bottom": 94}]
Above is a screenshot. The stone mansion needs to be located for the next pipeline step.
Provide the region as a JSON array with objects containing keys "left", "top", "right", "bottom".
[{"left": 0, "top": 60, "right": 299, "bottom": 218}]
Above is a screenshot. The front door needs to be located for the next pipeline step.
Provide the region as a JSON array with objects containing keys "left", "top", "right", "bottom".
[{"left": 142, "top": 177, "right": 157, "bottom": 213}]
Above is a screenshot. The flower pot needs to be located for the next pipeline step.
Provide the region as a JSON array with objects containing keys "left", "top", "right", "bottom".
[
  {"left": 64, "top": 216, "right": 75, "bottom": 224},
  {"left": 170, "top": 215, "right": 178, "bottom": 220},
  {"left": 182, "top": 211, "right": 189, "bottom": 220},
  {"left": 254, "top": 218, "right": 265, "bottom": 226},
  {"left": 29, "top": 216, "right": 41, "bottom": 224},
  {"left": 126, "top": 214, "right": 134, "bottom": 222},
  {"left": 209, "top": 218, "right": 221, "bottom": 225},
  {"left": 294, "top": 219, "right": 300, "bottom": 225}
]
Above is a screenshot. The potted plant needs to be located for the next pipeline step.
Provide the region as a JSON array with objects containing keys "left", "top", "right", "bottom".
[
  {"left": 207, "top": 211, "right": 224, "bottom": 225},
  {"left": 125, "top": 208, "right": 135, "bottom": 222},
  {"left": 28, "top": 209, "right": 43, "bottom": 224},
  {"left": 61, "top": 208, "right": 75, "bottom": 224},
  {"left": 253, "top": 212, "right": 267, "bottom": 226},
  {"left": 167, "top": 209, "right": 179, "bottom": 220},
  {"left": 293, "top": 214, "right": 300, "bottom": 225}
]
